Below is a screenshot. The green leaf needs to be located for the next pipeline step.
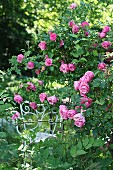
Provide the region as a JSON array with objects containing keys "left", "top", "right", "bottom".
[
  {"left": 0, "top": 101, "right": 4, "bottom": 105},
  {"left": 83, "top": 137, "right": 89, "bottom": 147},
  {"left": 75, "top": 150, "right": 87, "bottom": 156},
  {"left": 70, "top": 146, "right": 77, "bottom": 157},
  {"left": 76, "top": 141, "right": 82, "bottom": 150},
  {"left": 79, "top": 57, "right": 87, "bottom": 62},
  {"left": 0, "top": 132, "right": 7, "bottom": 138},
  {"left": 93, "top": 139, "right": 104, "bottom": 147}
]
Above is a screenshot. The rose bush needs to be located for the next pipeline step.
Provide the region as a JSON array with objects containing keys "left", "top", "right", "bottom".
[{"left": 5, "top": 1, "right": 113, "bottom": 169}]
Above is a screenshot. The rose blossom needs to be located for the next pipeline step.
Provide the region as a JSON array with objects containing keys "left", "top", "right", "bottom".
[
  {"left": 80, "top": 96, "right": 93, "bottom": 108},
  {"left": 12, "top": 111, "right": 20, "bottom": 120},
  {"left": 59, "top": 105, "right": 68, "bottom": 120},
  {"left": 38, "top": 41, "right": 46, "bottom": 50},
  {"left": 101, "top": 41, "right": 111, "bottom": 49},
  {"left": 69, "top": 3, "right": 77, "bottom": 9},
  {"left": 72, "top": 24, "right": 79, "bottom": 34},
  {"left": 50, "top": 32, "right": 57, "bottom": 41},
  {"left": 39, "top": 93, "right": 47, "bottom": 103},
  {"left": 27, "top": 61, "right": 34, "bottom": 69},
  {"left": 60, "top": 40, "right": 64, "bottom": 47},
  {"left": 47, "top": 96, "right": 58, "bottom": 105},
  {"left": 74, "top": 81, "right": 81, "bottom": 91},
  {"left": 68, "top": 20, "right": 75, "bottom": 27},
  {"left": 26, "top": 82, "right": 36, "bottom": 91},
  {"left": 35, "top": 69, "right": 41, "bottom": 75},
  {"left": 73, "top": 113, "right": 85, "bottom": 127},
  {"left": 38, "top": 80, "right": 44, "bottom": 86},
  {"left": 79, "top": 82, "right": 90, "bottom": 96},
  {"left": 17, "top": 54, "right": 24, "bottom": 63},
  {"left": 84, "top": 71, "right": 94, "bottom": 81},
  {"left": 29, "top": 102, "right": 38, "bottom": 110},
  {"left": 102, "top": 26, "right": 111, "bottom": 33},
  {"left": 60, "top": 63, "right": 69, "bottom": 73},
  {"left": 45, "top": 55, "right": 52, "bottom": 66},
  {"left": 85, "top": 32, "right": 89, "bottom": 36},
  {"left": 14, "top": 94, "right": 23, "bottom": 104},
  {"left": 67, "top": 109, "right": 77, "bottom": 119},
  {"left": 98, "top": 62, "right": 106, "bottom": 71},
  {"left": 81, "top": 21, "right": 89, "bottom": 28},
  {"left": 98, "top": 32, "right": 106, "bottom": 38},
  {"left": 68, "top": 63, "right": 76, "bottom": 72}
]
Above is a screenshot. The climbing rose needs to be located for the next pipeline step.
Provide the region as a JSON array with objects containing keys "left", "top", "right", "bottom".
[
  {"left": 68, "top": 20, "right": 75, "bottom": 27},
  {"left": 102, "top": 26, "right": 111, "bottom": 33},
  {"left": 50, "top": 33, "right": 57, "bottom": 41},
  {"left": 27, "top": 61, "right": 34, "bottom": 69},
  {"left": 101, "top": 41, "right": 111, "bottom": 49},
  {"left": 69, "top": 3, "right": 77, "bottom": 9},
  {"left": 84, "top": 71, "right": 94, "bottom": 81},
  {"left": 80, "top": 96, "right": 93, "bottom": 108},
  {"left": 35, "top": 69, "right": 41, "bottom": 75},
  {"left": 98, "top": 32, "right": 106, "bottom": 38},
  {"left": 67, "top": 110, "right": 77, "bottom": 119},
  {"left": 17, "top": 54, "right": 24, "bottom": 63},
  {"left": 26, "top": 82, "right": 36, "bottom": 91},
  {"left": 29, "top": 102, "right": 38, "bottom": 110},
  {"left": 38, "top": 80, "right": 44, "bottom": 86},
  {"left": 79, "top": 82, "right": 90, "bottom": 96},
  {"left": 12, "top": 111, "right": 20, "bottom": 120},
  {"left": 47, "top": 96, "right": 58, "bottom": 105},
  {"left": 85, "top": 32, "right": 89, "bottom": 36},
  {"left": 98, "top": 63, "right": 106, "bottom": 71},
  {"left": 39, "top": 93, "right": 47, "bottom": 103},
  {"left": 14, "top": 94, "right": 23, "bottom": 104},
  {"left": 74, "top": 81, "right": 81, "bottom": 91},
  {"left": 68, "top": 63, "right": 76, "bottom": 72},
  {"left": 72, "top": 24, "right": 79, "bottom": 33},
  {"left": 59, "top": 105, "right": 68, "bottom": 120},
  {"left": 81, "top": 21, "right": 89, "bottom": 27},
  {"left": 60, "top": 40, "right": 64, "bottom": 47},
  {"left": 45, "top": 56, "right": 52, "bottom": 66},
  {"left": 38, "top": 41, "right": 46, "bottom": 50},
  {"left": 60, "top": 64, "right": 69, "bottom": 73},
  {"left": 73, "top": 113, "right": 85, "bottom": 127}
]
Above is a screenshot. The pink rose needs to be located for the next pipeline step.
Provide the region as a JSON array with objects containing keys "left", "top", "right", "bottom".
[
  {"left": 27, "top": 61, "right": 34, "bottom": 69},
  {"left": 81, "top": 21, "right": 89, "bottom": 28},
  {"left": 39, "top": 93, "right": 47, "bottom": 103},
  {"left": 68, "top": 63, "right": 76, "bottom": 72},
  {"left": 38, "top": 80, "right": 44, "bottom": 86},
  {"left": 14, "top": 94, "right": 23, "bottom": 104},
  {"left": 50, "top": 33, "right": 57, "bottom": 41},
  {"left": 72, "top": 24, "right": 79, "bottom": 33},
  {"left": 85, "top": 32, "right": 89, "bottom": 36},
  {"left": 69, "top": 3, "right": 77, "bottom": 9},
  {"left": 101, "top": 41, "right": 111, "bottom": 49},
  {"left": 47, "top": 96, "right": 58, "bottom": 105},
  {"left": 74, "top": 81, "right": 81, "bottom": 91},
  {"left": 45, "top": 55, "right": 52, "bottom": 66},
  {"left": 98, "top": 32, "right": 106, "bottom": 38},
  {"left": 102, "top": 26, "right": 111, "bottom": 33},
  {"left": 60, "top": 40, "right": 64, "bottom": 47},
  {"left": 26, "top": 82, "right": 36, "bottom": 91},
  {"left": 29, "top": 102, "right": 38, "bottom": 110},
  {"left": 60, "top": 64, "right": 69, "bottom": 73},
  {"left": 12, "top": 111, "right": 20, "bottom": 120},
  {"left": 67, "top": 109, "right": 77, "bottom": 119},
  {"left": 35, "top": 69, "right": 41, "bottom": 75},
  {"left": 68, "top": 20, "right": 75, "bottom": 27},
  {"left": 17, "top": 54, "right": 24, "bottom": 63},
  {"left": 98, "top": 62, "right": 106, "bottom": 71},
  {"left": 73, "top": 113, "right": 85, "bottom": 127},
  {"left": 59, "top": 105, "right": 68, "bottom": 120},
  {"left": 84, "top": 71, "right": 94, "bottom": 81},
  {"left": 79, "top": 82, "right": 90, "bottom": 96},
  {"left": 80, "top": 96, "right": 93, "bottom": 108},
  {"left": 38, "top": 41, "right": 46, "bottom": 50}
]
